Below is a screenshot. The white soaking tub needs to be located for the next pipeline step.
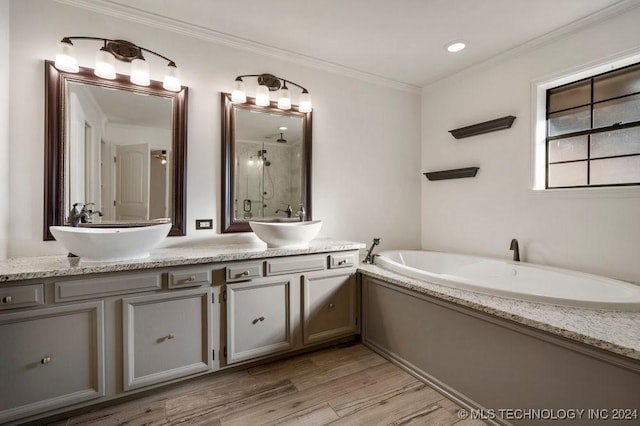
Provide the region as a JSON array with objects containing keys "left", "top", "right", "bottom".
[{"left": 375, "top": 250, "right": 640, "bottom": 311}]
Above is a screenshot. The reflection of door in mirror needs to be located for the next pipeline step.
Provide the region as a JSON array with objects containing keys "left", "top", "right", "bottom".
[
  {"left": 65, "top": 82, "right": 172, "bottom": 222},
  {"left": 234, "top": 109, "right": 304, "bottom": 220}
]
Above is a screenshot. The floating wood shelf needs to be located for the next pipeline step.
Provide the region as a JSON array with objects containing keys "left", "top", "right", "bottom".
[
  {"left": 424, "top": 167, "right": 479, "bottom": 181},
  {"left": 449, "top": 115, "right": 516, "bottom": 139}
]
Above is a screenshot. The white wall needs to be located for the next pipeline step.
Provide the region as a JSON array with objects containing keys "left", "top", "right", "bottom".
[
  {"left": 421, "top": 7, "right": 640, "bottom": 283},
  {"left": 8, "top": 0, "right": 421, "bottom": 257},
  {"left": 0, "top": 0, "right": 9, "bottom": 259}
]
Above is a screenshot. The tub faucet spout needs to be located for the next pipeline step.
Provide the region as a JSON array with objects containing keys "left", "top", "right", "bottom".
[
  {"left": 363, "top": 238, "right": 381, "bottom": 264},
  {"left": 510, "top": 238, "right": 520, "bottom": 262}
]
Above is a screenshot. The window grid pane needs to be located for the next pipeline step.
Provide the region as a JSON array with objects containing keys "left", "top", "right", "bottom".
[{"left": 546, "top": 61, "right": 640, "bottom": 188}]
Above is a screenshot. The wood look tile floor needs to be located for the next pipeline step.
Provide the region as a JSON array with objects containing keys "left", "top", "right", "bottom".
[{"left": 47, "top": 343, "right": 485, "bottom": 426}]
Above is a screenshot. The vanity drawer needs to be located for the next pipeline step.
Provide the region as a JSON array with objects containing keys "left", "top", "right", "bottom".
[
  {"left": 167, "top": 269, "right": 211, "bottom": 289},
  {"left": 226, "top": 262, "right": 263, "bottom": 283},
  {"left": 0, "top": 284, "right": 45, "bottom": 310},
  {"left": 54, "top": 272, "right": 161, "bottom": 302},
  {"left": 329, "top": 253, "right": 357, "bottom": 269},
  {"left": 266, "top": 256, "right": 326, "bottom": 276}
]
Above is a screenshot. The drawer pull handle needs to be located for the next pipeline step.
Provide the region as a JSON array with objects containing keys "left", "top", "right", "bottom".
[
  {"left": 329, "top": 303, "right": 335, "bottom": 308},
  {"left": 241, "top": 270, "right": 251, "bottom": 276},
  {"left": 166, "top": 333, "right": 176, "bottom": 340},
  {"left": 252, "top": 316, "right": 265, "bottom": 324},
  {"left": 184, "top": 275, "right": 196, "bottom": 282},
  {"left": 1, "top": 296, "right": 12, "bottom": 304},
  {"left": 41, "top": 356, "right": 52, "bottom": 365},
  {"left": 338, "top": 260, "right": 347, "bottom": 265}
]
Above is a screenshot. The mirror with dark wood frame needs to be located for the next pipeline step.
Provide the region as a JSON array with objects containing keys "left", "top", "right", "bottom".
[
  {"left": 221, "top": 92, "right": 312, "bottom": 233},
  {"left": 44, "top": 60, "right": 188, "bottom": 240}
]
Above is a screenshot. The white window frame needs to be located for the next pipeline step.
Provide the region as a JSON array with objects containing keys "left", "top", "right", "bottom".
[{"left": 531, "top": 50, "right": 640, "bottom": 197}]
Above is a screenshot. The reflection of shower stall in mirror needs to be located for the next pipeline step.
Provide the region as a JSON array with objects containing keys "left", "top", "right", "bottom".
[
  {"left": 235, "top": 138, "right": 302, "bottom": 220},
  {"left": 236, "top": 146, "right": 273, "bottom": 219}
]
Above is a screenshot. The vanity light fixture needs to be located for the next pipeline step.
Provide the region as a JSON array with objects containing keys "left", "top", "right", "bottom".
[
  {"left": 54, "top": 37, "right": 182, "bottom": 91},
  {"left": 231, "top": 73, "right": 312, "bottom": 112}
]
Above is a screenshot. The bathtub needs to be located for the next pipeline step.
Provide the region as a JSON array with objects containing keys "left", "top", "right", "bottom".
[{"left": 375, "top": 250, "right": 640, "bottom": 311}]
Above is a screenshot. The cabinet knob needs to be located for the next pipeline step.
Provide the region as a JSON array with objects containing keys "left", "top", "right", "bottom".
[
  {"left": 241, "top": 270, "right": 251, "bottom": 276},
  {"left": 185, "top": 275, "right": 196, "bottom": 282},
  {"left": 41, "top": 356, "right": 52, "bottom": 365},
  {"left": 329, "top": 303, "right": 335, "bottom": 309},
  {"left": 1, "top": 295, "right": 12, "bottom": 304}
]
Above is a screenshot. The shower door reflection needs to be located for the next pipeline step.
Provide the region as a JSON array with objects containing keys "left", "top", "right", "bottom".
[{"left": 234, "top": 140, "right": 302, "bottom": 220}]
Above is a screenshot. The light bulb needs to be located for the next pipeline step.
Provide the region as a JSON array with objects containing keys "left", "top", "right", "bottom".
[
  {"left": 94, "top": 47, "right": 116, "bottom": 79},
  {"left": 231, "top": 77, "right": 246, "bottom": 103},
  {"left": 298, "top": 90, "right": 312, "bottom": 113},
  {"left": 130, "top": 58, "right": 150, "bottom": 86},
  {"left": 54, "top": 40, "right": 79, "bottom": 73},
  {"left": 255, "top": 84, "right": 270, "bottom": 106},
  {"left": 163, "top": 63, "right": 181, "bottom": 92},
  {"left": 277, "top": 85, "right": 291, "bottom": 110}
]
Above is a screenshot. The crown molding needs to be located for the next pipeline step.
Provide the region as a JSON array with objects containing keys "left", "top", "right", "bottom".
[
  {"left": 423, "top": 0, "right": 640, "bottom": 90},
  {"left": 55, "top": 0, "right": 421, "bottom": 93}
]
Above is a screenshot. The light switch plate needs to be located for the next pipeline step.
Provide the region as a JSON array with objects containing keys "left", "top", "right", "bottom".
[{"left": 195, "top": 219, "right": 213, "bottom": 230}]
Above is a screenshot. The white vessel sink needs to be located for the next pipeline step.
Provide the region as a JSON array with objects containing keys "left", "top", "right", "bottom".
[
  {"left": 249, "top": 220, "right": 323, "bottom": 249},
  {"left": 50, "top": 223, "right": 172, "bottom": 262}
]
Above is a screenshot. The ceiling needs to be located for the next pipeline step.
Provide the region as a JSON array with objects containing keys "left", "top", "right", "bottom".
[{"left": 98, "top": 0, "right": 629, "bottom": 88}]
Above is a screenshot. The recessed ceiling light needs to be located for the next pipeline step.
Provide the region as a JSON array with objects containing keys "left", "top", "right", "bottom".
[
  {"left": 445, "top": 41, "right": 467, "bottom": 53},
  {"left": 279, "top": 126, "right": 288, "bottom": 130}
]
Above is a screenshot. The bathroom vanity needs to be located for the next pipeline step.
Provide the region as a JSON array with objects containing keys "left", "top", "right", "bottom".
[{"left": 0, "top": 239, "right": 363, "bottom": 425}]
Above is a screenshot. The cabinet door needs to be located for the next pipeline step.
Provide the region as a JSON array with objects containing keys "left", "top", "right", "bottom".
[
  {"left": 0, "top": 302, "right": 105, "bottom": 424},
  {"left": 303, "top": 271, "right": 357, "bottom": 345},
  {"left": 226, "top": 277, "right": 294, "bottom": 364},
  {"left": 122, "top": 288, "right": 212, "bottom": 391}
]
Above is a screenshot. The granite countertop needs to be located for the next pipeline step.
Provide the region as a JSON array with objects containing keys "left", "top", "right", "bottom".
[
  {"left": 3, "top": 240, "right": 637, "bottom": 362},
  {"left": 358, "top": 264, "right": 640, "bottom": 362},
  {"left": 0, "top": 238, "right": 365, "bottom": 283}
]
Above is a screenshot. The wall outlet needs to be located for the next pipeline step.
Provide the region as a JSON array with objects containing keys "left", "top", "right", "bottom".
[{"left": 195, "top": 219, "right": 213, "bottom": 230}]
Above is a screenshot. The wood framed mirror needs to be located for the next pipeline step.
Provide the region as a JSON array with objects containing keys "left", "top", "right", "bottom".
[
  {"left": 221, "top": 92, "right": 312, "bottom": 232},
  {"left": 44, "top": 60, "right": 188, "bottom": 240}
]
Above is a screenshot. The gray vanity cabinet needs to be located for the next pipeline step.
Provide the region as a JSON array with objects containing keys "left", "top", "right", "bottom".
[
  {"left": 0, "top": 301, "right": 105, "bottom": 424},
  {"left": 225, "top": 276, "right": 294, "bottom": 364},
  {"left": 224, "top": 252, "right": 360, "bottom": 365},
  {"left": 302, "top": 270, "right": 358, "bottom": 345},
  {"left": 122, "top": 287, "right": 213, "bottom": 391}
]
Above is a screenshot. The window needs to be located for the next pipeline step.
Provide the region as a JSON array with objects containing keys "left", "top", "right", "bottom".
[{"left": 545, "top": 62, "right": 640, "bottom": 188}]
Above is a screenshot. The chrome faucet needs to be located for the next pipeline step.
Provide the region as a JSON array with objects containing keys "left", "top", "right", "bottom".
[
  {"left": 509, "top": 238, "right": 520, "bottom": 262},
  {"left": 275, "top": 205, "right": 293, "bottom": 218},
  {"left": 363, "top": 238, "right": 381, "bottom": 264},
  {"left": 296, "top": 204, "right": 306, "bottom": 222}
]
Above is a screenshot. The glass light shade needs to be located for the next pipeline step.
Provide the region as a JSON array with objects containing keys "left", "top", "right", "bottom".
[
  {"left": 163, "top": 64, "right": 181, "bottom": 92},
  {"left": 94, "top": 48, "right": 116, "bottom": 79},
  {"left": 277, "top": 87, "right": 291, "bottom": 110},
  {"left": 255, "top": 84, "right": 270, "bottom": 106},
  {"left": 231, "top": 79, "right": 246, "bottom": 103},
  {"left": 130, "top": 58, "right": 150, "bottom": 86},
  {"left": 54, "top": 41, "right": 79, "bottom": 73},
  {"left": 299, "top": 91, "right": 312, "bottom": 113}
]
